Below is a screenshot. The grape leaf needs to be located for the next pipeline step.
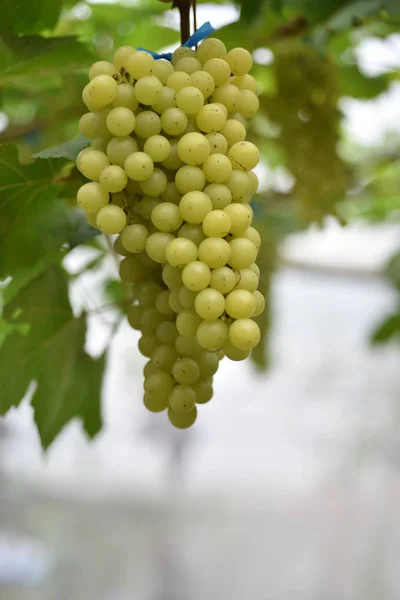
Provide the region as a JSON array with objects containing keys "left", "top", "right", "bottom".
[
  {"left": 33, "top": 135, "right": 89, "bottom": 161},
  {"left": 0, "top": 0, "right": 63, "bottom": 34},
  {"left": 0, "top": 266, "right": 104, "bottom": 448},
  {"left": 371, "top": 312, "right": 400, "bottom": 343}
]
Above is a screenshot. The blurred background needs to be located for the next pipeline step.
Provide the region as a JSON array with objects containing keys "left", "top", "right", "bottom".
[{"left": 1, "top": 0, "right": 400, "bottom": 598}]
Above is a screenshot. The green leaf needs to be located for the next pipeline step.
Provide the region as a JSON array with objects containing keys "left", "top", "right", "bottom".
[
  {"left": 327, "top": 0, "right": 381, "bottom": 30},
  {"left": 0, "top": 0, "right": 63, "bottom": 34},
  {"left": 0, "top": 266, "right": 105, "bottom": 448},
  {"left": 386, "top": 250, "right": 400, "bottom": 289},
  {"left": 371, "top": 312, "right": 400, "bottom": 343},
  {"left": 33, "top": 135, "right": 89, "bottom": 161},
  {"left": 237, "top": 0, "right": 264, "bottom": 22},
  {"left": 339, "top": 64, "right": 389, "bottom": 98},
  {"left": 0, "top": 317, "right": 30, "bottom": 347}
]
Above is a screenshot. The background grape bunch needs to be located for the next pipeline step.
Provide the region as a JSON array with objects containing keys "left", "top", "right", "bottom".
[{"left": 76, "top": 36, "right": 265, "bottom": 429}]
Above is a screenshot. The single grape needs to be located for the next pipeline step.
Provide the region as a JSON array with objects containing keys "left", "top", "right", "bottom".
[
  {"left": 202, "top": 154, "right": 232, "bottom": 184},
  {"left": 198, "top": 237, "right": 231, "bottom": 268},
  {"left": 175, "top": 165, "right": 206, "bottom": 194},
  {"left": 152, "top": 345, "right": 179, "bottom": 371},
  {"left": 168, "top": 406, "right": 197, "bottom": 429},
  {"left": 227, "top": 47, "right": 253, "bottom": 76},
  {"left": 228, "top": 238, "right": 257, "bottom": 269},
  {"left": 238, "top": 90, "right": 260, "bottom": 118},
  {"left": 140, "top": 308, "right": 165, "bottom": 333},
  {"left": 193, "top": 379, "right": 213, "bottom": 404},
  {"left": 126, "top": 50, "right": 154, "bottom": 79},
  {"left": 113, "top": 45, "right": 135, "bottom": 71},
  {"left": 135, "top": 75, "right": 162, "bottom": 105},
  {"left": 144, "top": 371, "right": 174, "bottom": 397},
  {"left": 77, "top": 182, "right": 109, "bottom": 212},
  {"left": 107, "top": 136, "right": 138, "bottom": 167},
  {"left": 182, "top": 261, "right": 211, "bottom": 291},
  {"left": 112, "top": 83, "right": 139, "bottom": 110},
  {"left": 203, "top": 183, "right": 232, "bottom": 209},
  {"left": 119, "top": 256, "right": 146, "bottom": 283},
  {"left": 162, "top": 182, "right": 182, "bottom": 205},
  {"left": 176, "top": 86, "right": 205, "bottom": 115},
  {"left": 143, "top": 360, "right": 160, "bottom": 378},
  {"left": 220, "top": 119, "right": 247, "bottom": 147},
  {"left": 174, "top": 57, "right": 202, "bottom": 75},
  {"left": 195, "top": 288, "right": 225, "bottom": 320},
  {"left": 205, "top": 132, "right": 228, "bottom": 155},
  {"left": 166, "top": 238, "right": 198, "bottom": 268},
  {"left": 190, "top": 70, "right": 215, "bottom": 98},
  {"left": 172, "top": 358, "right": 200, "bottom": 386},
  {"left": 196, "top": 103, "right": 227, "bottom": 133},
  {"left": 84, "top": 75, "right": 118, "bottom": 110},
  {"left": 224, "top": 203, "right": 252, "bottom": 235},
  {"left": 247, "top": 171, "right": 259, "bottom": 195},
  {"left": 146, "top": 232, "right": 175, "bottom": 263},
  {"left": 153, "top": 59, "right": 175, "bottom": 84},
  {"left": 250, "top": 263, "right": 260, "bottom": 277},
  {"left": 138, "top": 334, "right": 159, "bottom": 358},
  {"left": 223, "top": 340, "right": 250, "bottom": 361},
  {"left": 136, "top": 282, "right": 163, "bottom": 307},
  {"left": 162, "top": 264, "right": 182, "bottom": 290},
  {"left": 230, "top": 73, "right": 257, "bottom": 93},
  {"left": 99, "top": 165, "right": 128, "bottom": 193},
  {"left": 121, "top": 224, "right": 149, "bottom": 253},
  {"left": 136, "top": 196, "right": 161, "bottom": 219},
  {"left": 161, "top": 139, "right": 185, "bottom": 170},
  {"left": 96, "top": 205, "right": 126, "bottom": 234},
  {"left": 197, "top": 38, "right": 227, "bottom": 63},
  {"left": 143, "top": 392, "right": 169, "bottom": 413},
  {"left": 210, "top": 266, "right": 238, "bottom": 294},
  {"left": 253, "top": 290, "right": 265, "bottom": 316},
  {"left": 151, "top": 202, "right": 183, "bottom": 232},
  {"left": 178, "top": 223, "right": 206, "bottom": 246},
  {"left": 176, "top": 310, "right": 202, "bottom": 337},
  {"left": 127, "top": 305, "right": 141, "bottom": 329},
  {"left": 167, "top": 71, "right": 192, "bottom": 92},
  {"left": 175, "top": 335, "right": 202, "bottom": 357},
  {"left": 89, "top": 60, "right": 115, "bottom": 80},
  {"left": 179, "top": 191, "right": 213, "bottom": 224},
  {"left": 143, "top": 135, "right": 171, "bottom": 163},
  {"left": 197, "top": 319, "right": 229, "bottom": 351},
  {"left": 203, "top": 58, "right": 231, "bottom": 86},
  {"left": 196, "top": 351, "right": 219, "bottom": 377},
  {"left": 134, "top": 110, "right": 162, "bottom": 139},
  {"left": 177, "top": 132, "right": 210, "bottom": 166},
  {"left": 172, "top": 46, "right": 197, "bottom": 66},
  {"left": 77, "top": 149, "right": 110, "bottom": 181},
  {"left": 212, "top": 84, "right": 241, "bottom": 113},
  {"left": 228, "top": 318, "right": 260, "bottom": 350},
  {"left": 152, "top": 86, "right": 177, "bottom": 114},
  {"left": 140, "top": 167, "right": 168, "bottom": 197},
  {"left": 156, "top": 290, "right": 175, "bottom": 317},
  {"left": 169, "top": 385, "right": 197, "bottom": 413},
  {"left": 106, "top": 107, "right": 136, "bottom": 137},
  {"left": 124, "top": 152, "right": 154, "bottom": 181},
  {"left": 226, "top": 170, "right": 252, "bottom": 202},
  {"left": 169, "top": 288, "right": 185, "bottom": 313},
  {"left": 178, "top": 286, "right": 197, "bottom": 309},
  {"left": 235, "top": 268, "right": 259, "bottom": 292},
  {"left": 225, "top": 289, "right": 256, "bottom": 319},
  {"left": 202, "top": 210, "right": 231, "bottom": 238},
  {"left": 228, "top": 141, "right": 260, "bottom": 171},
  {"left": 161, "top": 107, "right": 188, "bottom": 136}
]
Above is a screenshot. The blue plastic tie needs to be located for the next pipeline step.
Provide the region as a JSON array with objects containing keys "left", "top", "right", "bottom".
[{"left": 137, "top": 21, "right": 215, "bottom": 61}]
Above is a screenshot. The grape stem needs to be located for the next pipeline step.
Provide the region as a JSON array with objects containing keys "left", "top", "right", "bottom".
[{"left": 173, "top": 0, "right": 191, "bottom": 44}]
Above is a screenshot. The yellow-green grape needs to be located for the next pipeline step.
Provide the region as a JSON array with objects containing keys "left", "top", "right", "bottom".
[
  {"left": 176, "top": 86, "right": 205, "bottom": 115},
  {"left": 175, "top": 166, "right": 206, "bottom": 194},
  {"left": 90, "top": 137, "right": 109, "bottom": 152},
  {"left": 250, "top": 262, "right": 260, "bottom": 277},
  {"left": 165, "top": 238, "right": 198, "bottom": 267},
  {"left": 179, "top": 191, "right": 213, "bottom": 224},
  {"left": 202, "top": 210, "right": 231, "bottom": 238},
  {"left": 143, "top": 360, "right": 159, "bottom": 378},
  {"left": 79, "top": 113, "right": 107, "bottom": 139},
  {"left": 77, "top": 182, "right": 109, "bottom": 212},
  {"left": 176, "top": 310, "right": 202, "bottom": 337},
  {"left": 107, "top": 136, "right": 138, "bottom": 167},
  {"left": 175, "top": 335, "right": 202, "bottom": 356},
  {"left": 89, "top": 60, "right": 115, "bottom": 80},
  {"left": 210, "top": 266, "right": 238, "bottom": 294},
  {"left": 196, "top": 351, "right": 219, "bottom": 377},
  {"left": 161, "top": 139, "right": 185, "bottom": 170},
  {"left": 178, "top": 223, "right": 206, "bottom": 246},
  {"left": 235, "top": 268, "right": 259, "bottom": 292},
  {"left": 134, "top": 110, "right": 161, "bottom": 139},
  {"left": 84, "top": 75, "right": 118, "bottom": 110},
  {"left": 162, "top": 264, "right": 182, "bottom": 290},
  {"left": 180, "top": 119, "right": 199, "bottom": 136},
  {"left": 135, "top": 75, "right": 162, "bottom": 105},
  {"left": 228, "top": 141, "right": 260, "bottom": 171},
  {"left": 190, "top": 70, "right": 215, "bottom": 98},
  {"left": 197, "top": 38, "right": 227, "bottom": 63},
  {"left": 220, "top": 119, "right": 246, "bottom": 147},
  {"left": 227, "top": 47, "right": 253, "bottom": 76},
  {"left": 193, "top": 379, "right": 213, "bottom": 404},
  {"left": 177, "top": 132, "right": 210, "bottom": 166},
  {"left": 112, "top": 83, "right": 139, "bottom": 110},
  {"left": 139, "top": 308, "right": 164, "bottom": 333},
  {"left": 156, "top": 290, "right": 175, "bottom": 317},
  {"left": 212, "top": 84, "right": 241, "bottom": 113},
  {"left": 140, "top": 167, "right": 168, "bottom": 196},
  {"left": 96, "top": 205, "right": 127, "bottom": 234},
  {"left": 77, "top": 149, "right": 110, "bottom": 181},
  {"left": 143, "top": 135, "right": 171, "bottom": 162},
  {"left": 253, "top": 290, "right": 265, "bottom": 316},
  {"left": 124, "top": 152, "right": 154, "bottom": 181},
  {"left": 238, "top": 90, "right": 260, "bottom": 118},
  {"left": 151, "top": 202, "right": 183, "bottom": 232},
  {"left": 126, "top": 50, "right": 154, "bottom": 79},
  {"left": 167, "top": 71, "right": 192, "bottom": 92},
  {"left": 119, "top": 256, "right": 145, "bottom": 283},
  {"left": 178, "top": 286, "right": 197, "bottom": 309},
  {"left": 99, "top": 165, "right": 127, "bottom": 193},
  {"left": 143, "top": 392, "right": 169, "bottom": 413},
  {"left": 136, "top": 282, "right": 163, "bottom": 307},
  {"left": 224, "top": 203, "right": 252, "bottom": 235},
  {"left": 85, "top": 211, "right": 99, "bottom": 229},
  {"left": 228, "top": 318, "right": 260, "bottom": 350},
  {"left": 243, "top": 227, "right": 261, "bottom": 250},
  {"left": 230, "top": 112, "right": 246, "bottom": 126},
  {"left": 145, "top": 232, "right": 175, "bottom": 263},
  {"left": 206, "top": 133, "right": 228, "bottom": 155},
  {"left": 144, "top": 371, "right": 174, "bottom": 397},
  {"left": 198, "top": 237, "right": 231, "bottom": 268},
  {"left": 174, "top": 56, "right": 202, "bottom": 75},
  {"left": 152, "top": 345, "right": 179, "bottom": 371},
  {"left": 106, "top": 107, "right": 136, "bottom": 136},
  {"left": 228, "top": 238, "right": 257, "bottom": 269},
  {"left": 161, "top": 107, "right": 188, "bottom": 136},
  {"left": 168, "top": 406, "right": 197, "bottom": 429},
  {"left": 136, "top": 196, "right": 161, "bottom": 219},
  {"left": 157, "top": 320, "right": 180, "bottom": 346},
  {"left": 152, "top": 86, "right": 177, "bottom": 114},
  {"left": 222, "top": 340, "right": 250, "bottom": 361},
  {"left": 127, "top": 305, "right": 141, "bottom": 329},
  {"left": 204, "top": 183, "right": 232, "bottom": 209},
  {"left": 231, "top": 73, "right": 257, "bottom": 92},
  {"left": 202, "top": 154, "right": 233, "bottom": 184},
  {"left": 169, "top": 385, "right": 197, "bottom": 413},
  {"left": 196, "top": 103, "right": 227, "bottom": 133},
  {"left": 226, "top": 170, "right": 252, "bottom": 202},
  {"left": 172, "top": 46, "right": 196, "bottom": 66},
  {"left": 203, "top": 58, "right": 231, "bottom": 86},
  {"left": 120, "top": 224, "right": 149, "bottom": 253},
  {"left": 247, "top": 171, "right": 259, "bottom": 195},
  {"left": 172, "top": 358, "right": 200, "bottom": 385},
  {"left": 182, "top": 261, "right": 211, "bottom": 291},
  {"left": 197, "top": 319, "right": 229, "bottom": 351},
  {"left": 138, "top": 334, "right": 159, "bottom": 358},
  {"left": 113, "top": 45, "right": 135, "bottom": 71},
  {"left": 225, "top": 289, "right": 256, "bottom": 319},
  {"left": 169, "top": 288, "right": 185, "bottom": 313},
  {"left": 161, "top": 182, "right": 181, "bottom": 205},
  {"left": 153, "top": 59, "right": 175, "bottom": 84},
  {"left": 195, "top": 288, "right": 225, "bottom": 320}
]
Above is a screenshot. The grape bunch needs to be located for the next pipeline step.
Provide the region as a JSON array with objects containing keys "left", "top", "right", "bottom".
[{"left": 76, "top": 37, "right": 265, "bottom": 429}]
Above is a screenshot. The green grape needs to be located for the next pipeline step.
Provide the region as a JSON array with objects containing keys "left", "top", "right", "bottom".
[
  {"left": 176, "top": 86, "right": 205, "bottom": 115},
  {"left": 138, "top": 252, "right": 159, "bottom": 271},
  {"left": 106, "top": 107, "right": 136, "bottom": 136},
  {"left": 247, "top": 171, "right": 259, "bottom": 194},
  {"left": 156, "top": 321, "right": 179, "bottom": 345},
  {"left": 196, "top": 103, "right": 227, "bottom": 133},
  {"left": 195, "top": 288, "right": 225, "bottom": 320},
  {"left": 143, "top": 392, "right": 169, "bottom": 413},
  {"left": 152, "top": 86, "right": 177, "bottom": 114},
  {"left": 227, "top": 47, "right": 253, "bottom": 76},
  {"left": 235, "top": 268, "right": 259, "bottom": 292},
  {"left": 114, "top": 235, "right": 131, "bottom": 257},
  {"left": 146, "top": 232, "right": 175, "bottom": 263},
  {"left": 124, "top": 152, "right": 154, "bottom": 181},
  {"left": 230, "top": 112, "right": 246, "bottom": 126},
  {"left": 112, "top": 83, "right": 139, "bottom": 111},
  {"left": 178, "top": 224, "right": 206, "bottom": 246},
  {"left": 140, "top": 167, "right": 168, "bottom": 196},
  {"left": 151, "top": 202, "right": 183, "bottom": 232},
  {"left": 198, "top": 237, "right": 231, "bottom": 268},
  {"left": 161, "top": 139, "right": 185, "bottom": 170},
  {"left": 138, "top": 334, "right": 159, "bottom": 358},
  {"left": 153, "top": 59, "right": 175, "bottom": 84},
  {"left": 144, "top": 371, "right": 174, "bottom": 397},
  {"left": 197, "top": 319, "right": 229, "bottom": 351},
  {"left": 169, "top": 385, "right": 197, "bottom": 413},
  {"left": 226, "top": 171, "right": 252, "bottom": 202},
  {"left": 210, "top": 266, "right": 238, "bottom": 294},
  {"left": 203, "top": 58, "right": 231, "bottom": 86},
  {"left": 107, "top": 136, "right": 138, "bottom": 167},
  {"left": 176, "top": 310, "right": 202, "bottom": 337},
  {"left": 197, "top": 38, "right": 227, "bottom": 63},
  {"left": 135, "top": 75, "right": 163, "bottom": 105},
  {"left": 228, "top": 238, "right": 257, "bottom": 269},
  {"left": 253, "top": 290, "right": 265, "bottom": 316},
  {"left": 250, "top": 263, "right": 260, "bottom": 277},
  {"left": 212, "top": 84, "right": 240, "bottom": 113},
  {"left": 228, "top": 141, "right": 260, "bottom": 171},
  {"left": 99, "top": 165, "right": 128, "bottom": 193},
  {"left": 136, "top": 282, "right": 162, "bottom": 307},
  {"left": 182, "top": 261, "right": 211, "bottom": 291},
  {"left": 203, "top": 184, "right": 232, "bottom": 209},
  {"left": 167, "top": 71, "right": 192, "bottom": 92},
  {"left": 178, "top": 286, "right": 197, "bottom": 309},
  {"left": 119, "top": 256, "right": 145, "bottom": 282},
  {"left": 230, "top": 73, "right": 257, "bottom": 92},
  {"left": 127, "top": 305, "right": 142, "bottom": 329},
  {"left": 190, "top": 70, "right": 215, "bottom": 98},
  {"left": 224, "top": 203, "right": 252, "bottom": 235},
  {"left": 168, "top": 406, "right": 197, "bottom": 429},
  {"left": 168, "top": 288, "right": 185, "bottom": 313},
  {"left": 77, "top": 149, "right": 110, "bottom": 181},
  {"left": 152, "top": 345, "right": 179, "bottom": 371},
  {"left": 84, "top": 75, "right": 118, "bottom": 110},
  {"left": 85, "top": 211, "right": 99, "bottom": 229},
  {"left": 156, "top": 290, "right": 175, "bottom": 317},
  {"left": 113, "top": 45, "right": 135, "bottom": 71},
  {"left": 205, "top": 133, "right": 228, "bottom": 155},
  {"left": 137, "top": 196, "right": 161, "bottom": 219},
  {"left": 172, "top": 46, "right": 196, "bottom": 66},
  {"left": 140, "top": 308, "right": 164, "bottom": 333},
  {"left": 89, "top": 60, "right": 116, "bottom": 80},
  {"left": 177, "top": 132, "right": 210, "bottom": 166},
  {"left": 220, "top": 119, "right": 247, "bottom": 147},
  {"left": 134, "top": 110, "right": 162, "bottom": 139},
  {"left": 143, "top": 135, "right": 171, "bottom": 162},
  {"left": 175, "top": 335, "right": 202, "bottom": 357},
  {"left": 202, "top": 210, "right": 231, "bottom": 238},
  {"left": 175, "top": 166, "right": 206, "bottom": 194},
  {"left": 196, "top": 351, "right": 219, "bottom": 377},
  {"left": 225, "top": 289, "right": 256, "bottom": 319},
  {"left": 143, "top": 360, "right": 160, "bottom": 378},
  {"left": 90, "top": 137, "right": 109, "bottom": 152},
  {"left": 161, "top": 107, "right": 188, "bottom": 136},
  {"left": 162, "top": 264, "right": 182, "bottom": 290},
  {"left": 202, "top": 154, "right": 232, "bottom": 184},
  {"left": 126, "top": 50, "right": 154, "bottom": 79},
  {"left": 179, "top": 191, "right": 213, "bottom": 224},
  {"left": 120, "top": 224, "right": 149, "bottom": 253},
  {"left": 162, "top": 182, "right": 182, "bottom": 204},
  {"left": 165, "top": 238, "right": 198, "bottom": 268},
  {"left": 193, "top": 379, "right": 213, "bottom": 404},
  {"left": 222, "top": 340, "right": 250, "bottom": 361},
  {"left": 174, "top": 57, "right": 202, "bottom": 75},
  {"left": 238, "top": 90, "right": 260, "bottom": 118},
  {"left": 179, "top": 119, "right": 199, "bottom": 136},
  {"left": 228, "top": 318, "right": 260, "bottom": 350},
  {"left": 79, "top": 113, "right": 106, "bottom": 139},
  {"left": 77, "top": 182, "right": 109, "bottom": 212},
  {"left": 172, "top": 357, "right": 200, "bottom": 385}
]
